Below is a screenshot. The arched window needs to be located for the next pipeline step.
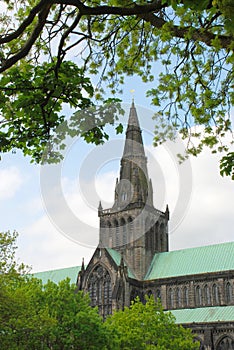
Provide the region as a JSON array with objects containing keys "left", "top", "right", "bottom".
[
  {"left": 146, "top": 290, "right": 153, "bottom": 298},
  {"left": 204, "top": 285, "right": 211, "bottom": 305},
  {"left": 195, "top": 286, "right": 202, "bottom": 306},
  {"left": 176, "top": 287, "right": 182, "bottom": 308},
  {"left": 217, "top": 336, "right": 234, "bottom": 350},
  {"left": 120, "top": 218, "right": 127, "bottom": 246},
  {"left": 183, "top": 286, "right": 189, "bottom": 307},
  {"left": 87, "top": 265, "right": 112, "bottom": 317},
  {"left": 130, "top": 289, "right": 140, "bottom": 303},
  {"left": 159, "top": 223, "right": 164, "bottom": 251},
  {"left": 156, "top": 289, "right": 161, "bottom": 301},
  {"left": 128, "top": 216, "right": 134, "bottom": 244},
  {"left": 226, "top": 282, "right": 232, "bottom": 304},
  {"left": 106, "top": 221, "right": 112, "bottom": 248},
  {"left": 145, "top": 217, "right": 151, "bottom": 251},
  {"left": 168, "top": 288, "right": 174, "bottom": 309},
  {"left": 114, "top": 219, "right": 120, "bottom": 247},
  {"left": 155, "top": 222, "right": 159, "bottom": 251},
  {"left": 150, "top": 219, "right": 155, "bottom": 249},
  {"left": 212, "top": 284, "right": 219, "bottom": 305}
]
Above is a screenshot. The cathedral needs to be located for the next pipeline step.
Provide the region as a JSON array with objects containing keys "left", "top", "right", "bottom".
[{"left": 35, "top": 102, "right": 234, "bottom": 350}]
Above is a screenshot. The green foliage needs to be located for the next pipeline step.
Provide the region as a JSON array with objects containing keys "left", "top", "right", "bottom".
[
  {"left": 0, "top": 60, "right": 93, "bottom": 163},
  {"left": 0, "top": 1, "right": 233, "bottom": 177},
  {"left": 105, "top": 297, "right": 199, "bottom": 349},
  {"left": 0, "top": 231, "right": 108, "bottom": 349},
  {"left": 0, "top": 230, "right": 26, "bottom": 275},
  {"left": 220, "top": 152, "right": 234, "bottom": 179}
]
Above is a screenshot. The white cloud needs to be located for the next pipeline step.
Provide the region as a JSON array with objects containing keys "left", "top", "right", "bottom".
[
  {"left": 17, "top": 215, "right": 94, "bottom": 272},
  {"left": 0, "top": 166, "right": 23, "bottom": 200}
]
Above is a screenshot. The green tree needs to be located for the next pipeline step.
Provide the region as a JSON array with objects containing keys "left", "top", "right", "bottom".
[
  {"left": 0, "top": 1, "right": 233, "bottom": 176},
  {"left": 0, "top": 231, "right": 109, "bottom": 349},
  {"left": 105, "top": 296, "right": 199, "bottom": 349}
]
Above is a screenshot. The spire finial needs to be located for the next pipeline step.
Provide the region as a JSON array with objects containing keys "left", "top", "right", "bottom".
[{"left": 130, "top": 89, "right": 135, "bottom": 105}]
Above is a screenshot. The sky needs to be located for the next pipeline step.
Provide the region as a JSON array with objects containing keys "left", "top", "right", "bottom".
[{"left": 1, "top": 77, "right": 234, "bottom": 273}]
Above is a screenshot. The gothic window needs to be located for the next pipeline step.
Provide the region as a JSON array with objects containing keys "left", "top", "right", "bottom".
[
  {"left": 114, "top": 219, "right": 120, "bottom": 247},
  {"left": 87, "top": 265, "right": 112, "bottom": 317},
  {"left": 226, "top": 282, "right": 232, "bottom": 304},
  {"left": 168, "top": 288, "right": 174, "bottom": 309},
  {"left": 130, "top": 289, "right": 139, "bottom": 303},
  {"left": 194, "top": 337, "right": 204, "bottom": 350},
  {"left": 176, "top": 287, "right": 182, "bottom": 308},
  {"left": 217, "top": 336, "right": 234, "bottom": 350},
  {"left": 195, "top": 286, "right": 202, "bottom": 306},
  {"left": 106, "top": 221, "right": 112, "bottom": 247},
  {"left": 155, "top": 222, "right": 159, "bottom": 251},
  {"left": 121, "top": 218, "right": 127, "bottom": 246},
  {"left": 122, "top": 192, "right": 127, "bottom": 201},
  {"left": 145, "top": 218, "right": 150, "bottom": 250},
  {"left": 128, "top": 216, "right": 134, "bottom": 244},
  {"left": 159, "top": 223, "right": 164, "bottom": 251},
  {"left": 212, "top": 284, "right": 219, "bottom": 305},
  {"left": 203, "top": 285, "right": 211, "bottom": 305},
  {"left": 183, "top": 286, "right": 189, "bottom": 307},
  {"left": 150, "top": 220, "right": 154, "bottom": 249},
  {"left": 147, "top": 290, "right": 153, "bottom": 298},
  {"left": 156, "top": 289, "right": 161, "bottom": 301}
]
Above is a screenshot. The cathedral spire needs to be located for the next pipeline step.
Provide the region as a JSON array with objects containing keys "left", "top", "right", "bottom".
[
  {"left": 113, "top": 102, "right": 153, "bottom": 208},
  {"left": 122, "top": 100, "right": 145, "bottom": 159}
]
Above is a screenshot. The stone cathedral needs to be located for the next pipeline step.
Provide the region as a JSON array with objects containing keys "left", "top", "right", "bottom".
[{"left": 36, "top": 103, "right": 234, "bottom": 350}]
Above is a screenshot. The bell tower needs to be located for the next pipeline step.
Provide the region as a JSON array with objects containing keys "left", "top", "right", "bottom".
[{"left": 98, "top": 101, "right": 169, "bottom": 280}]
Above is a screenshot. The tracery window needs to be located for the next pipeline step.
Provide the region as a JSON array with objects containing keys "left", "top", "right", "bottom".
[
  {"left": 217, "top": 336, "right": 234, "bottom": 350},
  {"left": 87, "top": 265, "right": 112, "bottom": 317}
]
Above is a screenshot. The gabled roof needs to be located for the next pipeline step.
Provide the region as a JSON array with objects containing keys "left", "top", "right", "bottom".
[
  {"left": 170, "top": 306, "right": 234, "bottom": 324},
  {"left": 145, "top": 241, "right": 234, "bottom": 280},
  {"left": 32, "top": 265, "right": 82, "bottom": 285},
  {"left": 106, "top": 248, "right": 135, "bottom": 279}
]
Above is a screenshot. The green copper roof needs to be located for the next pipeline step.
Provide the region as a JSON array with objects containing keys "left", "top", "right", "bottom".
[
  {"left": 145, "top": 242, "right": 234, "bottom": 280},
  {"left": 170, "top": 306, "right": 234, "bottom": 324},
  {"left": 32, "top": 265, "right": 82, "bottom": 285},
  {"left": 106, "top": 248, "right": 135, "bottom": 279}
]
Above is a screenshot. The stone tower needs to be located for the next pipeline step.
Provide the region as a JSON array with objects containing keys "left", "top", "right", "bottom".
[{"left": 98, "top": 101, "right": 169, "bottom": 280}]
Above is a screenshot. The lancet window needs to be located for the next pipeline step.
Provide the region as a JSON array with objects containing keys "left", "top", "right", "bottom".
[{"left": 87, "top": 265, "right": 112, "bottom": 317}]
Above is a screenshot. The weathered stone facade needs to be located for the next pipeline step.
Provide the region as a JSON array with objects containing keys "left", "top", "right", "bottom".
[{"left": 77, "top": 102, "right": 234, "bottom": 350}]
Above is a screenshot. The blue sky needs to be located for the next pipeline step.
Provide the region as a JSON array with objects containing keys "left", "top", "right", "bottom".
[{"left": 1, "top": 77, "right": 234, "bottom": 273}]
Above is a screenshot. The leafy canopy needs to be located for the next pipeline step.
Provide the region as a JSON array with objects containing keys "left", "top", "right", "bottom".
[
  {"left": 105, "top": 296, "right": 199, "bottom": 349},
  {"left": 0, "top": 231, "right": 109, "bottom": 350},
  {"left": 0, "top": 0, "right": 233, "bottom": 177}
]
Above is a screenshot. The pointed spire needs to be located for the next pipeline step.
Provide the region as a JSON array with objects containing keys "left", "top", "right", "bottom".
[
  {"left": 165, "top": 204, "right": 170, "bottom": 220},
  {"left": 128, "top": 99, "right": 140, "bottom": 128},
  {"left": 113, "top": 102, "right": 151, "bottom": 208},
  {"left": 98, "top": 201, "right": 103, "bottom": 216},
  {"left": 123, "top": 101, "right": 145, "bottom": 158},
  {"left": 81, "top": 257, "right": 85, "bottom": 271}
]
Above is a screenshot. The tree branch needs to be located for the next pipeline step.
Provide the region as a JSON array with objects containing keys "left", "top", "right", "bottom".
[
  {"left": 139, "top": 12, "right": 232, "bottom": 49},
  {"left": 0, "top": 0, "right": 50, "bottom": 44},
  {"left": 0, "top": 4, "right": 51, "bottom": 73}
]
